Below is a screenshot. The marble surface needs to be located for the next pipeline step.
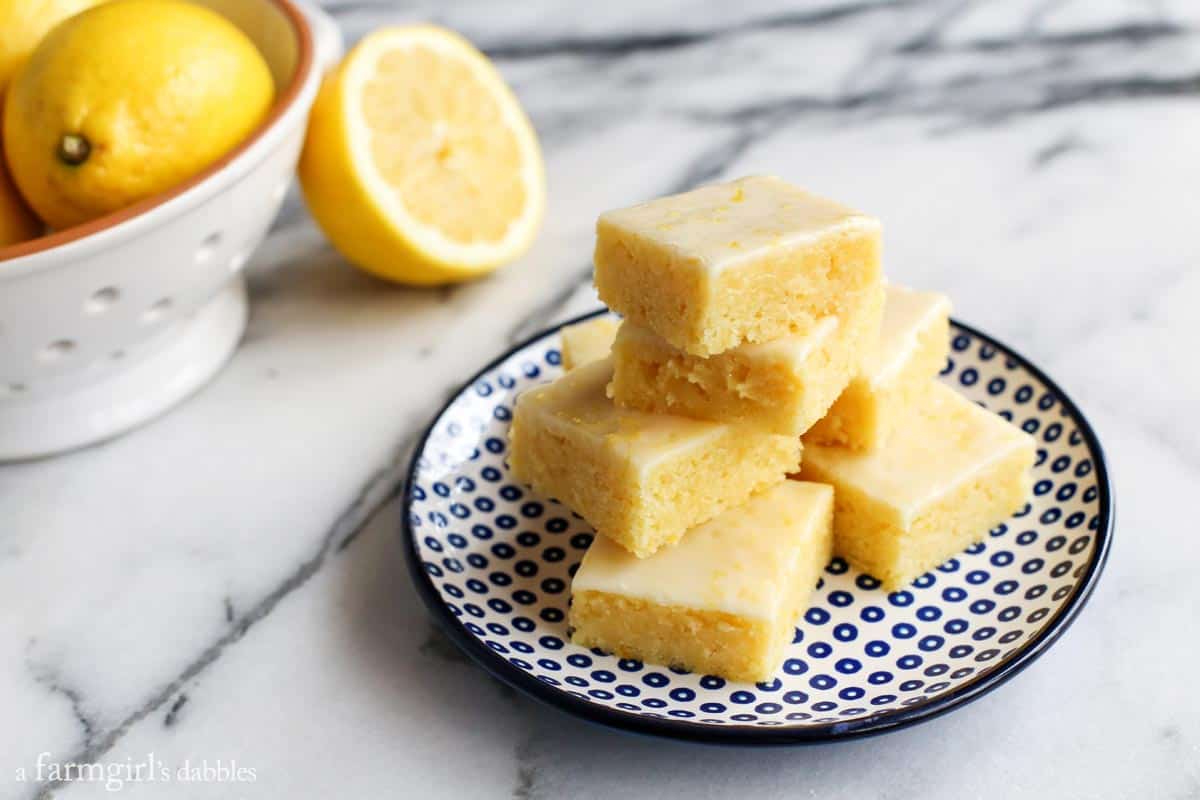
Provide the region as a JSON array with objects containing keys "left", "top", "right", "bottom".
[{"left": 2, "top": 0, "right": 1198, "bottom": 797}]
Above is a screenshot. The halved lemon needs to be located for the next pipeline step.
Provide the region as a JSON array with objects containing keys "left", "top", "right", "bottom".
[{"left": 299, "top": 25, "right": 545, "bottom": 286}]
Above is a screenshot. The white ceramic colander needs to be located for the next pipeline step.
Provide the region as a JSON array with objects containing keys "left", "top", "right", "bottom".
[{"left": 0, "top": 0, "right": 342, "bottom": 461}]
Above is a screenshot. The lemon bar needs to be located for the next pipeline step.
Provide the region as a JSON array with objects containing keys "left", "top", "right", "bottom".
[
  {"left": 508, "top": 359, "right": 800, "bottom": 558},
  {"left": 594, "top": 175, "right": 882, "bottom": 356},
  {"left": 570, "top": 481, "right": 833, "bottom": 682},
  {"left": 800, "top": 382, "right": 1035, "bottom": 590},
  {"left": 609, "top": 283, "right": 883, "bottom": 435},
  {"left": 560, "top": 316, "right": 619, "bottom": 370},
  {"left": 806, "top": 285, "right": 951, "bottom": 450}
]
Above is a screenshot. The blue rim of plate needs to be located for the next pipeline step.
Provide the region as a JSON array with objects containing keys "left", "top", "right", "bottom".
[{"left": 399, "top": 310, "right": 1115, "bottom": 745}]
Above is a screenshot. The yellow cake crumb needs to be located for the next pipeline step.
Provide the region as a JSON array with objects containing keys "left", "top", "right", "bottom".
[
  {"left": 570, "top": 481, "right": 834, "bottom": 682},
  {"left": 806, "top": 284, "right": 951, "bottom": 450},
  {"left": 594, "top": 175, "right": 882, "bottom": 357},
  {"left": 508, "top": 359, "right": 801, "bottom": 558},
  {"left": 610, "top": 282, "right": 883, "bottom": 435}
]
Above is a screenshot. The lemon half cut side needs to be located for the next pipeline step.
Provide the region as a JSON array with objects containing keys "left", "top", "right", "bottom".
[{"left": 299, "top": 25, "right": 546, "bottom": 286}]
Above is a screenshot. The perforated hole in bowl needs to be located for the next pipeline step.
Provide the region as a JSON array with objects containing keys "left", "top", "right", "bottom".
[
  {"left": 195, "top": 232, "right": 223, "bottom": 263},
  {"left": 3, "top": 383, "right": 27, "bottom": 397},
  {"left": 38, "top": 340, "right": 77, "bottom": 363},
  {"left": 141, "top": 298, "right": 173, "bottom": 324},
  {"left": 85, "top": 287, "right": 120, "bottom": 314}
]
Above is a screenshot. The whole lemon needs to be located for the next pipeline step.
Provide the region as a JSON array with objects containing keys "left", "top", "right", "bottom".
[
  {"left": 0, "top": 147, "right": 40, "bottom": 247},
  {"left": 0, "top": 0, "right": 107, "bottom": 92},
  {"left": 3, "top": 0, "right": 275, "bottom": 230}
]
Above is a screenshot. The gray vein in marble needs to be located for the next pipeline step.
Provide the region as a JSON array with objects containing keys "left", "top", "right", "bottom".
[
  {"left": 323, "top": 0, "right": 911, "bottom": 53},
  {"left": 481, "top": 1, "right": 912, "bottom": 60},
  {"left": 505, "top": 261, "right": 593, "bottom": 345},
  {"left": 31, "top": 444, "right": 410, "bottom": 796},
  {"left": 949, "top": 21, "right": 1188, "bottom": 51},
  {"left": 475, "top": 1, "right": 1199, "bottom": 135},
  {"left": 1032, "top": 72, "right": 1200, "bottom": 113},
  {"left": 512, "top": 10, "right": 1194, "bottom": 62},
  {"left": 670, "top": 124, "right": 766, "bottom": 188},
  {"left": 512, "top": 734, "right": 541, "bottom": 800},
  {"left": 26, "top": 656, "right": 97, "bottom": 755},
  {"left": 334, "top": 448, "right": 411, "bottom": 554},
  {"left": 679, "top": 67, "right": 1198, "bottom": 132},
  {"left": 679, "top": 89, "right": 889, "bottom": 126},
  {"left": 1030, "top": 132, "right": 1086, "bottom": 168},
  {"left": 893, "top": 0, "right": 973, "bottom": 53},
  {"left": 162, "top": 694, "right": 188, "bottom": 729}
]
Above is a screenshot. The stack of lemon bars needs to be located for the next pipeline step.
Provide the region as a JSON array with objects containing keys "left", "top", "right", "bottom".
[{"left": 508, "top": 176, "right": 1036, "bottom": 683}]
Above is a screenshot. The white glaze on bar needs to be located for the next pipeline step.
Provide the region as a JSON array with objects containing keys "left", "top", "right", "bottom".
[
  {"left": 805, "top": 382, "right": 1035, "bottom": 523},
  {"left": 572, "top": 481, "right": 832, "bottom": 619},
  {"left": 868, "top": 285, "right": 952, "bottom": 385},
  {"left": 517, "top": 358, "right": 728, "bottom": 471},
  {"left": 597, "top": 175, "right": 881, "bottom": 273}
]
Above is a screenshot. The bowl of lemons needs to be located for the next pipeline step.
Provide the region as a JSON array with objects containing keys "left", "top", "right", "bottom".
[{"left": 0, "top": 0, "right": 341, "bottom": 460}]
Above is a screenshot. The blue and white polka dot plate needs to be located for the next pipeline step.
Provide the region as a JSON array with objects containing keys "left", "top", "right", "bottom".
[{"left": 401, "top": 312, "right": 1114, "bottom": 744}]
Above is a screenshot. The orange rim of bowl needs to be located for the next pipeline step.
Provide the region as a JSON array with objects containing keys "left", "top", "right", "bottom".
[{"left": 0, "top": 0, "right": 314, "bottom": 264}]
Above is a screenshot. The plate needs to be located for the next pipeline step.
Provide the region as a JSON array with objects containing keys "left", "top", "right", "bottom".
[{"left": 401, "top": 311, "right": 1114, "bottom": 744}]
